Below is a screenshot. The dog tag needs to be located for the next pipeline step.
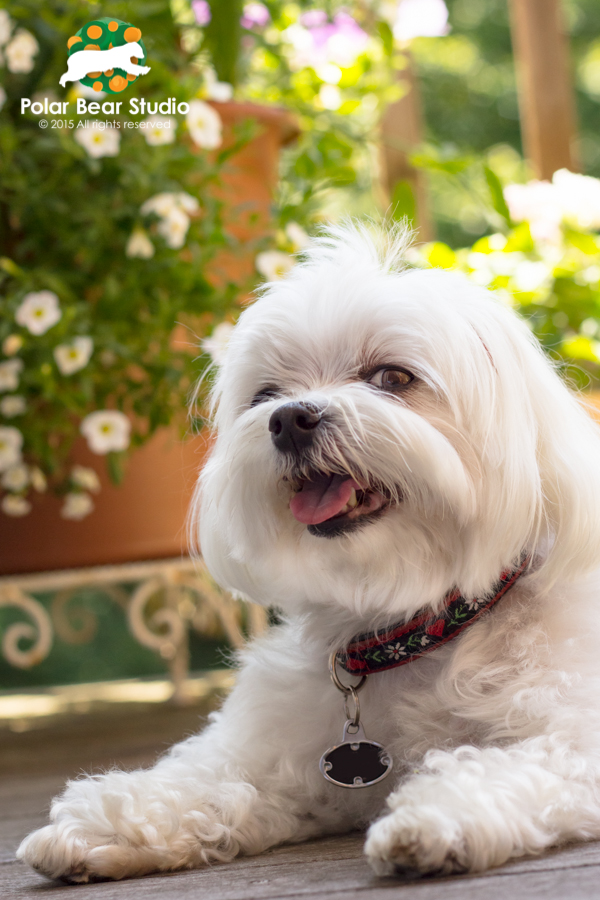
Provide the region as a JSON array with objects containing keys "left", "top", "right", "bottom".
[{"left": 320, "top": 720, "right": 392, "bottom": 788}]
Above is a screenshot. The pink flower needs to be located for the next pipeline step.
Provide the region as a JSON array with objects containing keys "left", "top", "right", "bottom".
[
  {"left": 287, "top": 11, "right": 368, "bottom": 69},
  {"left": 241, "top": 2, "right": 270, "bottom": 29},
  {"left": 300, "top": 10, "right": 328, "bottom": 28},
  {"left": 192, "top": 0, "right": 211, "bottom": 26}
]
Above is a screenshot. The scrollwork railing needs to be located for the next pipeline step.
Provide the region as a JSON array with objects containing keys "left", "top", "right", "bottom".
[{"left": 0, "top": 559, "right": 268, "bottom": 701}]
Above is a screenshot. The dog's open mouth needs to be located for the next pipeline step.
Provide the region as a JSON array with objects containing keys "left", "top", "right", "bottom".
[{"left": 288, "top": 471, "right": 389, "bottom": 537}]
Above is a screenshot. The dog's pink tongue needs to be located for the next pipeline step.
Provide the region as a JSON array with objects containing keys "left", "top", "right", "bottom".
[{"left": 290, "top": 474, "right": 356, "bottom": 525}]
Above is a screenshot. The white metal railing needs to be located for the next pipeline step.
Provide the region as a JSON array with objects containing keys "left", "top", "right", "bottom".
[{"left": 0, "top": 558, "right": 267, "bottom": 702}]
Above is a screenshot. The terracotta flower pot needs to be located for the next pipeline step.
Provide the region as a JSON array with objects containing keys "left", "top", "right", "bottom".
[{"left": 0, "top": 103, "right": 299, "bottom": 576}]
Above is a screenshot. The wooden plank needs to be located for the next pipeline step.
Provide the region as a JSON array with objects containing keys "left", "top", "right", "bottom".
[
  {"left": 7, "top": 848, "right": 600, "bottom": 900},
  {"left": 5, "top": 708, "right": 600, "bottom": 899},
  {"left": 508, "top": 0, "right": 579, "bottom": 179}
]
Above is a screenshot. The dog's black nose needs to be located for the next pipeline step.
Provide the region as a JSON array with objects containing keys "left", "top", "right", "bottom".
[{"left": 269, "top": 402, "right": 322, "bottom": 453}]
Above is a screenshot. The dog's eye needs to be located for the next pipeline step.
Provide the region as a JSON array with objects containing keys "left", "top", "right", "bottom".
[
  {"left": 367, "top": 367, "right": 414, "bottom": 391},
  {"left": 251, "top": 386, "right": 280, "bottom": 407}
]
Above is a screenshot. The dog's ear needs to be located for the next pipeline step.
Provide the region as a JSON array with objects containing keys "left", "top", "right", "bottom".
[
  {"left": 485, "top": 304, "right": 600, "bottom": 587},
  {"left": 530, "top": 364, "right": 600, "bottom": 585},
  {"left": 454, "top": 287, "right": 600, "bottom": 591}
]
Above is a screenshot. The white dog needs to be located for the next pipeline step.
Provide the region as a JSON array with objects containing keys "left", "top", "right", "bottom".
[
  {"left": 59, "top": 42, "right": 150, "bottom": 88},
  {"left": 18, "top": 223, "right": 600, "bottom": 882}
]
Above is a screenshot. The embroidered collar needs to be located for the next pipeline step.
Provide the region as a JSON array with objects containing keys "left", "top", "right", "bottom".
[{"left": 338, "top": 554, "right": 531, "bottom": 675}]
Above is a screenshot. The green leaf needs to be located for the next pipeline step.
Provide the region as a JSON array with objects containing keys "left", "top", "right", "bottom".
[
  {"left": 565, "top": 230, "right": 600, "bottom": 255},
  {"left": 106, "top": 452, "right": 126, "bottom": 486},
  {"left": 483, "top": 166, "right": 511, "bottom": 225},
  {"left": 390, "top": 180, "right": 416, "bottom": 224},
  {"left": 377, "top": 21, "right": 394, "bottom": 57},
  {"left": 0, "top": 257, "right": 24, "bottom": 278}
]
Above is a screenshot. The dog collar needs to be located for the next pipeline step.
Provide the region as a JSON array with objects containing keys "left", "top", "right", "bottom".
[{"left": 337, "top": 554, "right": 531, "bottom": 675}]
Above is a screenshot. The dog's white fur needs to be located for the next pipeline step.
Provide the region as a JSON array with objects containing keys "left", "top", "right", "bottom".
[
  {"left": 59, "top": 42, "right": 150, "bottom": 88},
  {"left": 18, "top": 223, "right": 600, "bottom": 882}
]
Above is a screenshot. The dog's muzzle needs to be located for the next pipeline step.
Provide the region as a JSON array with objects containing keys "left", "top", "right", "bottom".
[{"left": 269, "top": 401, "right": 322, "bottom": 454}]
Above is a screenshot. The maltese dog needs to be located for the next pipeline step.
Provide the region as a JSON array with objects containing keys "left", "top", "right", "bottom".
[{"left": 19, "top": 223, "right": 600, "bottom": 882}]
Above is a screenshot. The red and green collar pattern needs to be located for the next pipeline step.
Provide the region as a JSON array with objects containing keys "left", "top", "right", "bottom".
[{"left": 338, "top": 554, "right": 531, "bottom": 675}]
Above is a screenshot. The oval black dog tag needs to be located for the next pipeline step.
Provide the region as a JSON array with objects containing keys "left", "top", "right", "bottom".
[{"left": 320, "top": 721, "right": 392, "bottom": 788}]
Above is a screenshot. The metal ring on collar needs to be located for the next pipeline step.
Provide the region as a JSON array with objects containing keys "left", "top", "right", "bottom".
[
  {"left": 343, "top": 686, "right": 361, "bottom": 727},
  {"left": 329, "top": 650, "right": 368, "bottom": 694}
]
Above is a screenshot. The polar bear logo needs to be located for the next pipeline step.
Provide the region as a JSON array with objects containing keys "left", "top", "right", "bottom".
[
  {"left": 59, "top": 42, "right": 150, "bottom": 88},
  {"left": 61, "top": 19, "right": 150, "bottom": 94}
]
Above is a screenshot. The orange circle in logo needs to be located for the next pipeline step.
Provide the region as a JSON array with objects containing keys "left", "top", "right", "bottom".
[
  {"left": 67, "top": 35, "right": 82, "bottom": 49},
  {"left": 124, "top": 27, "right": 142, "bottom": 42},
  {"left": 86, "top": 25, "right": 103, "bottom": 39},
  {"left": 87, "top": 71, "right": 102, "bottom": 78},
  {"left": 108, "top": 21, "right": 119, "bottom": 32},
  {"left": 93, "top": 81, "right": 104, "bottom": 92},
  {"left": 104, "top": 68, "right": 114, "bottom": 77},
  {"left": 85, "top": 44, "right": 100, "bottom": 51},
  {"left": 109, "top": 75, "right": 128, "bottom": 92}
]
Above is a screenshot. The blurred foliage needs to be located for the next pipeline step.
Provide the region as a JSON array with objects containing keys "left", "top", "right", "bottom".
[
  {"left": 411, "top": 0, "right": 600, "bottom": 245},
  {"left": 0, "top": 0, "right": 247, "bottom": 503},
  {"left": 416, "top": 215, "right": 600, "bottom": 387}
]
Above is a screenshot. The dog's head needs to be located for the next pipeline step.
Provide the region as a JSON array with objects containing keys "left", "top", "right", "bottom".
[{"left": 192, "top": 224, "right": 600, "bottom": 626}]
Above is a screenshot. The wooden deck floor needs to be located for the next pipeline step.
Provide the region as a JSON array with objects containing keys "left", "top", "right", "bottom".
[{"left": 2, "top": 695, "right": 600, "bottom": 900}]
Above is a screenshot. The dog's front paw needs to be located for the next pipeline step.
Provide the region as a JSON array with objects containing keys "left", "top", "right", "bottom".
[
  {"left": 17, "top": 823, "right": 134, "bottom": 883},
  {"left": 365, "top": 806, "right": 467, "bottom": 877}
]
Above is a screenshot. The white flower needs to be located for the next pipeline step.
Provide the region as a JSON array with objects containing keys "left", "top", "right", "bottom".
[
  {"left": 512, "top": 260, "right": 552, "bottom": 293},
  {"left": 202, "top": 322, "right": 235, "bottom": 365},
  {"left": 0, "top": 359, "right": 23, "bottom": 392},
  {"left": 15, "top": 290, "right": 62, "bottom": 335},
  {"left": 157, "top": 208, "right": 190, "bottom": 249},
  {"left": 126, "top": 229, "right": 155, "bottom": 259},
  {"left": 140, "top": 192, "right": 199, "bottom": 249},
  {"left": 144, "top": 115, "right": 177, "bottom": 146},
  {"left": 203, "top": 66, "right": 234, "bottom": 102},
  {"left": 0, "top": 426, "right": 23, "bottom": 472},
  {"left": 0, "top": 10, "right": 13, "bottom": 47},
  {"left": 61, "top": 492, "right": 94, "bottom": 520},
  {"left": 552, "top": 168, "right": 600, "bottom": 231},
  {"left": 504, "top": 180, "right": 562, "bottom": 242},
  {"left": 175, "top": 192, "right": 200, "bottom": 215},
  {"left": 71, "top": 465, "right": 101, "bottom": 493},
  {"left": 0, "top": 86, "right": 6, "bottom": 112},
  {"left": 30, "top": 467, "right": 47, "bottom": 492},
  {"left": 319, "top": 84, "right": 342, "bottom": 110},
  {"left": 141, "top": 191, "right": 199, "bottom": 217},
  {"left": 80, "top": 410, "right": 131, "bottom": 455},
  {"left": 53, "top": 337, "right": 93, "bottom": 375},
  {"left": 1, "top": 463, "right": 29, "bottom": 491},
  {"left": 75, "top": 126, "right": 120, "bottom": 159},
  {"left": 285, "top": 222, "right": 310, "bottom": 250},
  {"left": 1, "top": 494, "right": 31, "bottom": 517},
  {"left": 2, "top": 335, "right": 23, "bottom": 356},
  {"left": 394, "top": 0, "right": 450, "bottom": 41},
  {"left": 5, "top": 29, "right": 38, "bottom": 74},
  {"left": 385, "top": 642, "right": 407, "bottom": 660},
  {"left": 186, "top": 100, "right": 222, "bottom": 150},
  {"left": 205, "top": 80, "right": 233, "bottom": 102},
  {"left": 256, "top": 250, "right": 294, "bottom": 281},
  {"left": 141, "top": 193, "right": 180, "bottom": 218},
  {"left": 0, "top": 395, "right": 26, "bottom": 417}
]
